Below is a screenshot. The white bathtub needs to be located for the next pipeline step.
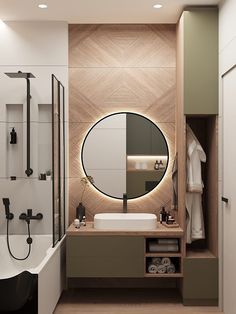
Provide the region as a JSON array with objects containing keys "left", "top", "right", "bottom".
[{"left": 0, "top": 234, "right": 65, "bottom": 314}]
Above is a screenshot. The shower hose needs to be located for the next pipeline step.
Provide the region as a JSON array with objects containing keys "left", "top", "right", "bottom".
[{"left": 6, "top": 219, "right": 32, "bottom": 260}]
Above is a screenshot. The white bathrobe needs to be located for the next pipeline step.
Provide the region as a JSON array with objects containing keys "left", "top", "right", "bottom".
[{"left": 186, "top": 125, "right": 206, "bottom": 244}]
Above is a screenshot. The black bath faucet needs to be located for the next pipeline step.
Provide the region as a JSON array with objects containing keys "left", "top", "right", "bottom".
[
  {"left": 2, "top": 198, "right": 14, "bottom": 220},
  {"left": 19, "top": 209, "right": 43, "bottom": 224}
]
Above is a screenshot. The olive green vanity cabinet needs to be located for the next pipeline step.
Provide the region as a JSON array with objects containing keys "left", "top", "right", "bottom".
[
  {"left": 181, "top": 7, "right": 218, "bottom": 115},
  {"left": 66, "top": 236, "right": 144, "bottom": 277},
  {"left": 182, "top": 256, "right": 218, "bottom": 306}
]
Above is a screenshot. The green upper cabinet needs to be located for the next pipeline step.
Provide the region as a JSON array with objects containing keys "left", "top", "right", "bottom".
[
  {"left": 127, "top": 114, "right": 151, "bottom": 155},
  {"left": 126, "top": 114, "right": 168, "bottom": 155},
  {"left": 183, "top": 8, "right": 218, "bottom": 115}
]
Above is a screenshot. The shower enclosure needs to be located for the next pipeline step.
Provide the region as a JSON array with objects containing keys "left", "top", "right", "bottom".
[{"left": 52, "top": 74, "right": 66, "bottom": 246}]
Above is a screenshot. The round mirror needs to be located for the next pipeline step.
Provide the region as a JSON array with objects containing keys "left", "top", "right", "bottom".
[{"left": 81, "top": 112, "right": 169, "bottom": 199}]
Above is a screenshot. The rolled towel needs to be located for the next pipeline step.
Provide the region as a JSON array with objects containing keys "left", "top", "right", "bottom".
[
  {"left": 166, "top": 263, "right": 176, "bottom": 274},
  {"left": 152, "top": 257, "right": 162, "bottom": 266},
  {"left": 157, "top": 264, "right": 167, "bottom": 274},
  {"left": 161, "top": 257, "right": 171, "bottom": 267},
  {"left": 148, "top": 264, "right": 158, "bottom": 274}
]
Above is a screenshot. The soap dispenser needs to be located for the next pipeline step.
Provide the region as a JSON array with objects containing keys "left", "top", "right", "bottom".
[
  {"left": 10, "top": 128, "right": 17, "bottom": 144},
  {"left": 159, "top": 206, "right": 167, "bottom": 224}
]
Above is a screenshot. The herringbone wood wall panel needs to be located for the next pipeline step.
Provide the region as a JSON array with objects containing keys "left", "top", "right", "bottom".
[{"left": 69, "top": 24, "right": 176, "bottom": 223}]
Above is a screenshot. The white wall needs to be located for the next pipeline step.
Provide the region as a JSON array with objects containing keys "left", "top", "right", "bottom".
[
  {"left": 0, "top": 21, "right": 68, "bottom": 234},
  {"left": 219, "top": 0, "right": 236, "bottom": 310}
]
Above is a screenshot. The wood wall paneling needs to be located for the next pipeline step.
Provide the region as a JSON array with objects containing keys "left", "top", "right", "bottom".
[{"left": 69, "top": 24, "right": 176, "bottom": 223}]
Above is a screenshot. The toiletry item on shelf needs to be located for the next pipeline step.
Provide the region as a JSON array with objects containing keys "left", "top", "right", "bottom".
[
  {"left": 148, "top": 264, "right": 158, "bottom": 274},
  {"left": 162, "top": 222, "right": 179, "bottom": 228},
  {"left": 10, "top": 127, "right": 17, "bottom": 144},
  {"left": 76, "top": 202, "right": 85, "bottom": 222},
  {"left": 10, "top": 176, "right": 16, "bottom": 181},
  {"left": 39, "top": 173, "right": 46, "bottom": 180},
  {"left": 74, "top": 219, "right": 81, "bottom": 229},
  {"left": 157, "top": 264, "right": 167, "bottom": 274},
  {"left": 46, "top": 170, "right": 51, "bottom": 181},
  {"left": 166, "top": 264, "right": 176, "bottom": 274},
  {"left": 154, "top": 160, "right": 159, "bottom": 170},
  {"left": 159, "top": 206, "right": 167, "bottom": 224},
  {"left": 161, "top": 257, "right": 171, "bottom": 267},
  {"left": 81, "top": 216, "right": 86, "bottom": 226}
]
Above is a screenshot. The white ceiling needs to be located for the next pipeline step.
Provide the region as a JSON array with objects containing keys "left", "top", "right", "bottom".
[{"left": 0, "top": 0, "right": 220, "bottom": 23}]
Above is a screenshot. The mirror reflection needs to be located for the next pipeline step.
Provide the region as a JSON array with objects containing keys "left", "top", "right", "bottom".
[{"left": 81, "top": 112, "right": 169, "bottom": 199}]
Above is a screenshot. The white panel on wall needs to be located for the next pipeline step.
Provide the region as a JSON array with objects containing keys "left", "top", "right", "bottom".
[
  {"left": 0, "top": 180, "right": 52, "bottom": 235},
  {"left": 0, "top": 66, "right": 68, "bottom": 122},
  {"left": 87, "top": 169, "right": 126, "bottom": 199},
  {"left": 95, "top": 113, "right": 126, "bottom": 129},
  {"left": 0, "top": 22, "right": 68, "bottom": 66},
  {"left": 83, "top": 128, "right": 126, "bottom": 169},
  {"left": 0, "top": 21, "right": 68, "bottom": 235},
  {"left": 219, "top": 0, "right": 236, "bottom": 52}
]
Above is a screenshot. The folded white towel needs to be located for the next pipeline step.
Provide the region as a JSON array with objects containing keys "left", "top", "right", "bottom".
[
  {"left": 149, "top": 244, "right": 179, "bottom": 252},
  {"left": 151, "top": 257, "right": 162, "bottom": 266},
  {"left": 157, "top": 264, "right": 167, "bottom": 274},
  {"left": 161, "top": 257, "right": 171, "bottom": 267},
  {"left": 166, "top": 263, "right": 176, "bottom": 274},
  {"left": 158, "top": 239, "right": 178, "bottom": 245},
  {"left": 148, "top": 264, "right": 158, "bottom": 274}
]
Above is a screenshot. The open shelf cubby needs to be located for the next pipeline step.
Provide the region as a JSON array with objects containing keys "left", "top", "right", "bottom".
[
  {"left": 186, "top": 116, "right": 218, "bottom": 259},
  {"left": 145, "top": 237, "right": 183, "bottom": 277}
]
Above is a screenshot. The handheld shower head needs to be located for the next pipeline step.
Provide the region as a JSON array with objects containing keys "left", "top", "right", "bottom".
[{"left": 2, "top": 198, "right": 14, "bottom": 220}]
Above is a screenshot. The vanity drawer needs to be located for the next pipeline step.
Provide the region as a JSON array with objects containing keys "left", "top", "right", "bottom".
[
  {"left": 66, "top": 236, "right": 144, "bottom": 277},
  {"left": 67, "top": 236, "right": 144, "bottom": 257}
]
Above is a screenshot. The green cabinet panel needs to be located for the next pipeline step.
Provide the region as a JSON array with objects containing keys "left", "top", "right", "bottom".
[
  {"left": 183, "top": 8, "right": 218, "bottom": 115},
  {"left": 151, "top": 125, "right": 168, "bottom": 155},
  {"left": 66, "top": 236, "right": 144, "bottom": 278},
  {"left": 127, "top": 114, "right": 151, "bottom": 155},
  {"left": 126, "top": 114, "right": 168, "bottom": 155},
  {"left": 183, "top": 257, "right": 218, "bottom": 305}
]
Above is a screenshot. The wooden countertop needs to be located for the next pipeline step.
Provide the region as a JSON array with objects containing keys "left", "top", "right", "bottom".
[{"left": 66, "top": 222, "right": 184, "bottom": 237}]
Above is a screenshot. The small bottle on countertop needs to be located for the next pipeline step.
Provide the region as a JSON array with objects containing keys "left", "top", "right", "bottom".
[{"left": 159, "top": 207, "right": 167, "bottom": 224}]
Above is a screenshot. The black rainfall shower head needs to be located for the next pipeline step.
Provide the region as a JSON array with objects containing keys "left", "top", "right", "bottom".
[{"left": 5, "top": 71, "right": 35, "bottom": 79}]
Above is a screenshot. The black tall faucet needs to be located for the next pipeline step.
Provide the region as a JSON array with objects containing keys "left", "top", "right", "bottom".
[{"left": 123, "top": 193, "right": 127, "bottom": 213}]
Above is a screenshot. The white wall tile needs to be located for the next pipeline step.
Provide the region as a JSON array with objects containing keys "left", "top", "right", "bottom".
[
  {"left": 83, "top": 128, "right": 126, "bottom": 170},
  {"left": 87, "top": 169, "right": 126, "bottom": 199},
  {"left": 0, "top": 22, "right": 68, "bottom": 66}
]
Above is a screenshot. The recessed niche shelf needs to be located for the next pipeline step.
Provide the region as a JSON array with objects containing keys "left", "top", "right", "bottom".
[
  {"left": 6, "top": 104, "right": 24, "bottom": 178},
  {"left": 37, "top": 104, "right": 52, "bottom": 177}
]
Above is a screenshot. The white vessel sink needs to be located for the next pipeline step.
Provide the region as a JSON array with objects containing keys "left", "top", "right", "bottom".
[{"left": 94, "top": 213, "right": 157, "bottom": 230}]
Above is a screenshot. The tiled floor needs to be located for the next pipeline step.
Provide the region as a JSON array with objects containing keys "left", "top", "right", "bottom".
[{"left": 54, "top": 288, "right": 223, "bottom": 314}]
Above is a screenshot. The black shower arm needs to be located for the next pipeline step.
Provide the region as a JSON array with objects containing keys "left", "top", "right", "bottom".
[{"left": 25, "top": 77, "right": 33, "bottom": 177}]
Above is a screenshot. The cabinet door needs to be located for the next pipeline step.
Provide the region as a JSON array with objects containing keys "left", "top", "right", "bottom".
[
  {"left": 222, "top": 67, "right": 236, "bottom": 314},
  {"left": 67, "top": 236, "right": 144, "bottom": 277},
  {"left": 183, "top": 258, "right": 218, "bottom": 305},
  {"left": 183, "top": 8, "right": 218, "bottom": 115}
]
